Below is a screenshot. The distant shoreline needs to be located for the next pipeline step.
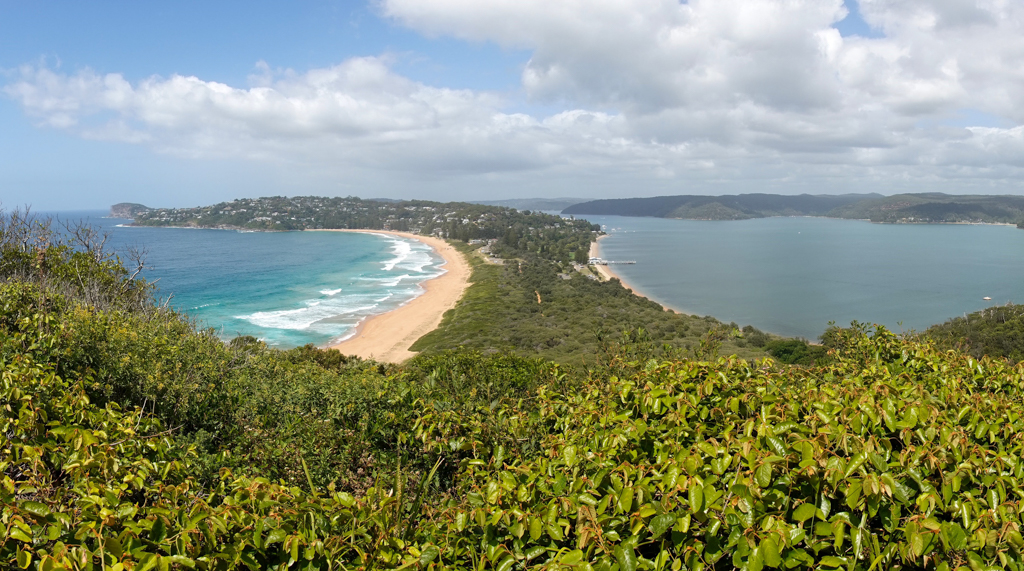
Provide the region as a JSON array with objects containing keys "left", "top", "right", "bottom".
[{"left": 316, "top": 229, "right": 471, "bottom": 363}]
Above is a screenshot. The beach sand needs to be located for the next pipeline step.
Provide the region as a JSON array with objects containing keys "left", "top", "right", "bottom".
[
  {"left": 589, "top": 235, "right": 631, "bottom": 288},
  {"left": 320, "top": 230, "right": 471, "bottom": 363}
]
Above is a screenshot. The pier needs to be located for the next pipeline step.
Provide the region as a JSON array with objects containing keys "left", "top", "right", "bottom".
[{"left": 588, "top": 257, "right": 636, "bottom": 265}]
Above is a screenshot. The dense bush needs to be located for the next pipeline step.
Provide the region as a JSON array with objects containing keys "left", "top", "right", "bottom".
[
  {"left": 764, "top": 339, "right": 827, "bottom": 365},
  {"left": 10, "top": 278, "right": 1024, "bottom": 569},
  {"left": 411, "top": 244, "right": 767, "bottom": 364},
  {"left": 925, "top": 303, "right": 1024, "bottom": 364}
]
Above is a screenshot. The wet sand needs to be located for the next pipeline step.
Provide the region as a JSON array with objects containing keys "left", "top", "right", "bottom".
[{"left": 320, "top": 230, "right": 471, "bottom": 362}]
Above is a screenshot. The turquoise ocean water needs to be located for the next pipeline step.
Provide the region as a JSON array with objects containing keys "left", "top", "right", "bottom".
[
  {"left": 49, "top": 211, "right": 445, "bottom": 348},
  {"left": 590, "top": 215, "right": 1024, "bottom": 340}
]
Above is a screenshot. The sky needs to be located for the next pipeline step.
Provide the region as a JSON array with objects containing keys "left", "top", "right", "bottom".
[{"left": 3, "top": 0, "right": 1024, "bottom": 210}]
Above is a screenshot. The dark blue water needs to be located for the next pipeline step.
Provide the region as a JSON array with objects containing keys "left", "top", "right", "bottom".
[
  {"left": 42, "top": 211, "right": 445, "bottom": 347},
  {"left": 591, "top": 215, "right": 1024, "bottom": 339}
]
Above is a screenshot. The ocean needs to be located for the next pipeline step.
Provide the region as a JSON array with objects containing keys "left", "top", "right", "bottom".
[
  {"left": 591, "top": 215, "right": 1024, "bottom": 340},
  {"left": 44, "top": 211, "right": 446, "bottom": 348}
]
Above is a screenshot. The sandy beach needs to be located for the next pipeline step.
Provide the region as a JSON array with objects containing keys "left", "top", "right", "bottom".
[
  {"left": 318, "top": 230, "right": 471, "bottom": 363},
  {"left": 589, "top": 235, "right": 632, "bottom": 289}
]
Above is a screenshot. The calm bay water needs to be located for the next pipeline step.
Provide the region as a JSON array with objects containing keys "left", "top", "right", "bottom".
[
  {"left": 591, "top": 215, "right": 1024, "bottom": 339},
  {"left": 46, "top": 211, "right": 445, "bottom": 348}
]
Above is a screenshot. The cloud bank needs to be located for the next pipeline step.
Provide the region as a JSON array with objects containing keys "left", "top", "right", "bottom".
[{"left": 7, "top": 0, "right": 1024, "bottom": 196}]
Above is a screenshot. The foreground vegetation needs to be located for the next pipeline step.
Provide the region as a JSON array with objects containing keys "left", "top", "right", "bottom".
[{"left": 7, "top": 212, "right": 1024, "bottom": 570}]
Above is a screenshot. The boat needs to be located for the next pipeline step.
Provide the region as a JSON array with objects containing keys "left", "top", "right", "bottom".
[{"left": 983, "top": 296, "right": 992, "bottom": 301}]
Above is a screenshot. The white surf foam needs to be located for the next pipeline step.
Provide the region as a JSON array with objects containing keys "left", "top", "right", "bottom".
[
  {"left": 240, "top": 302, "right": 378, "bottom": 330},
  {"left": 320, "top": 288, "right": 342, "bottom": 296},
  {"left": 396, "top": 249, "right": 435, "bottom": 273},
  {"left": 382, "top": 239, "right": 413, "bottom": 271}
]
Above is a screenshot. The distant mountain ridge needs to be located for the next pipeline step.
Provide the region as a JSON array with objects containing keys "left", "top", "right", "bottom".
[
  {"left": 562, "top": 193, "right": 880, "bottom": 219},
  {"left": 473, "top": 197, "right": 591, "bottom": 212},
  {"left": 563, "top": 192, "right": 1024, "bottom": 226}
]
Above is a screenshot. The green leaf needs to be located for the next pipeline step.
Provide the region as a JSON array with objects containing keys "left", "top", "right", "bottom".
[
  {"left": 819, "top": 556, "right": 847, "bottom": 569},
  {"left": 941, "top": 522, "right": 967, "bottom": 551},
  {"left": 747, "top": 547, "right": 764, "bottom": 571},
  {"left": 265, "top": 528, "right": 287, "bottom": 546},
  {"left": 561, "top": 550, "right": 584, "bottom": 566},
  {"left": 649, "top": 514, "right": 676, "bottom": 538},
  {"left": 818, "top": 495, "right": 831, "bottom": 518},
  {"left": 165, "top": 556, "right": 195, "bottom": 569},
  {"left": 766, "top": 436, "right": 787, "bottom": 457},
  {"left": 419, "top": 545, "right": 440, "bottom": 566},
  {"left": 845, "top": 480, "right": 863, "bottom": 509},
  {"left": 150, "top": 517, "right": 167, "bottom": 544},
  {"left": 9, "top": 528, "right": 32, "bottom": 543},
  {"left": 844, "top": 451, "right": 868, "bottom": 478},
  {"left": 524, "top": 546, "right": 547, "bottom": 562},
  {"left": 792, "top": 503, "right": 817, "bottom": 522},
  {"left": 910, "top": 532, "right": 925, "bottom": 558},
  {"left": 761, "top": 536, "right": 782, "bottom": 568},
  {"left": 614, "top": 544, "right": 638, "bottom": 571},
  {"left": 16, "top": 549, "right": 31, "bottom": 569},
  {"left": 104, "top": 536, "right": 124, "bottom": 559},
  {"left": 529, "top": 516, "right": 543, "bottom": 541},
  {"left": 136, "top": 554, "right": 159, "bottom": 571},
  {"left": 755, "top": 464, "right": 772, "bottom": 488},
  {"left": 562, "top": 445, "right": 578, "bottom": 467},
  {"left": 689, "top": 485, "right": 704, "bottom": 514},
  {"left": 486, "top": 481, "right": 500, "bottom": 504},
  {"left": 496, "top": 555, "right": 516, "bottom": 571},
  {"left": 21, "top": 501, "right": 49, "bottom": 518},
  {"left": 618, "top": 487, "right": 634, "bottom": 513}
]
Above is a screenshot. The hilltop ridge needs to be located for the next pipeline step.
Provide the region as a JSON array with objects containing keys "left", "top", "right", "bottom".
[{"left": 564, "top": 192, "right": 1024, "bottom": 225}]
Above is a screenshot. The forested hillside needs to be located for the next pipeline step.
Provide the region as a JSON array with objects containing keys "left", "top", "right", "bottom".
[
  {"left": 564, "top": 192, "right": 1024, "bottom": 225},
  {"left": 562, "top": 194, "right": 878, "bottom": 220},
  {"left": 411, "top": 244, "right": 766, "bottom": 364},
  {"left": 6, "top": 211, "right": 1024, "bottom": 570},
  {"left": 830, "top": 193, "right": 1024, "bottom": 224}
]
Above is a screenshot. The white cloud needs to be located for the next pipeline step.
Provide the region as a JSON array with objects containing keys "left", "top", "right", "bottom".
[{"left": 7, "top": 0, "right": 1024, "bottom": 198}]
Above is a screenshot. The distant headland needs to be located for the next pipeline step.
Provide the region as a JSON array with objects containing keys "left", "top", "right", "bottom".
[
  {"left": 109, "top": 202, "right": 151, "bottom": 218},
  {"left": 563, "top": 192, "right": 1024, "bottom": 227}
]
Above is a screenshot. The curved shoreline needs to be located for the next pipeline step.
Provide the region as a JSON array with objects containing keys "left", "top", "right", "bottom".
[
  {"left": 314, "top": 230, "right": 471, "bottom": 363},
  {"left": 589, "top": 234, "right": 690, "bottom": 315}
]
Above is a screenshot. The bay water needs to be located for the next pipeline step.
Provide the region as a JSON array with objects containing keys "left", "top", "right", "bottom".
[
  {"left": 43, "top": 211, "right": 445, "bottom": 348},
  {"left": 591, "top": 215, "right": 1024, "bottom": 340}
]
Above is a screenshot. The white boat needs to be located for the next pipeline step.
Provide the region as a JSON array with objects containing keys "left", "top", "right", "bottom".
[{"left": 983, "top": 296, "right": 992, "bottom": 301}]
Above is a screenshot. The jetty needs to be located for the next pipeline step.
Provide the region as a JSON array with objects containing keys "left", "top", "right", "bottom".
[{"left": 588, "top": 257, "right": 636, "bottom": 265}]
